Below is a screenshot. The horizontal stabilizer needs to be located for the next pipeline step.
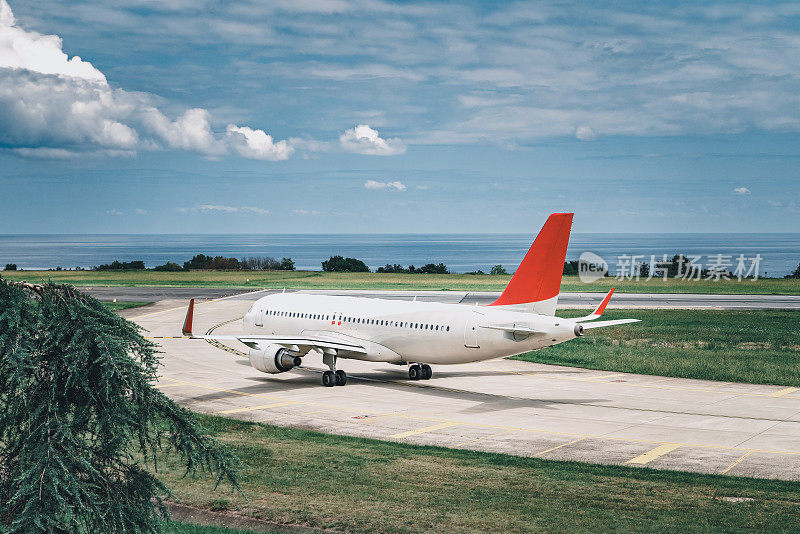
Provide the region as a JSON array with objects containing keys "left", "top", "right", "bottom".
[
  {"left": 481, "top": 324, "right": 544, "bottom": 335},
  {"left": 581, "top": 319, "right": 640, "bottom": 330}
]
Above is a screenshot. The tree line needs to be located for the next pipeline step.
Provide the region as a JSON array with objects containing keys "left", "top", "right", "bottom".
[
  {"left": 7, "top": 255, "right": 800, "bottom": 278},
  {"left": 93, "top": 255, "right": 296, "bottom": 271}
]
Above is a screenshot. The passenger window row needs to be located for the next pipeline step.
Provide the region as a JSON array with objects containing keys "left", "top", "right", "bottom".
[{"left": 264, "top": 309, "right": 450, "bottom": 332}]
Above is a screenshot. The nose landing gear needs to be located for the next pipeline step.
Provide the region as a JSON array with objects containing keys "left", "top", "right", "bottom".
[{"left": 408, "top": 364, "right": 432, "bottom": 381}]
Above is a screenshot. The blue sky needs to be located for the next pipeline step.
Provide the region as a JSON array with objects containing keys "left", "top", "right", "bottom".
[{"left": 1, "top": 0, "right": 799, "bottom": 234}]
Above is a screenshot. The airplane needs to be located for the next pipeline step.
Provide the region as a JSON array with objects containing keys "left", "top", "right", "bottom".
[{"left": 181, "top": 213, "right": 639, "bottom": 387}]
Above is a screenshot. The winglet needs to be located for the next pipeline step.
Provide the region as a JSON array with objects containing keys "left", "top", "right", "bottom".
[
  {"left": 182, "top": 298, "right": 194, "bottom": 336},
  {"left": 574, "top": 288, "right": 615, "bottom": 322},
  {"left": 593, "top": 287, "right": 615, "bottom": 316}
]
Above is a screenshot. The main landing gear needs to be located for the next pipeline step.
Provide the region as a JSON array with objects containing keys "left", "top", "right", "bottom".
[
  {"left": 408, "top": 364, "right": 432, "bottom": 381},
  {"left": 322, "top": 370, "right": 347, "bottom": 387},
  {"left": 322, "top": 351, "right": 347, "bottom": 387}
]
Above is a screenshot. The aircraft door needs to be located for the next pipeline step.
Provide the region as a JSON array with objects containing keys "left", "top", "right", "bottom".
[
  {"left": 254, "top": 308, "right": 263, "bottom": 327},
  {"left": 464, "top": 310, "right": 484, "bottom": 348}
]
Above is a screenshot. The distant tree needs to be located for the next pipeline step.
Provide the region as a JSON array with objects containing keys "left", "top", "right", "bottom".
[
  {"left": 3, "top": 264, "right": 16, "bottom": 271},
  {"left": 786, "top": 263, "right": 800, "bottom": 279},
  {"left": 241, "top": 256, "right": 278, "bottom": 270},
  {"left": 321, "top": 255, "right": 370, "bottom": 272},
  {"left": 280, "top": 257, "right": 295, "bottom": 271},
  {"left": 562, "top": 261, "right": 579, "bottom": 276},
  {"left": 183, "top": 255, "right": 239, "bottom": 270},
  {"left": 153, "top": 262, "right": 186, "bottom": 272},
  {"left": 418, "top": 263, "right": 450, "bottom": 274},
  {"left": 95, "top": 260, "right": 146, "bottom": 271},
  {"left": 208, "top": 256, "right": 239, "bottom": 270},
  {"left": 183, "top": 254, "right": 211, "bottom": 270},
  {"left": 376, "top": 264, "right": 408, "bottom": 273},
  {"left": 465, "top": 270, "right": 486, "bottom": 275},
  {"left": 0, "top": 278, "right": 239, "bottom": 533},
  {"left": 490, "top": 265, "right": 508, "bottom": 275}
]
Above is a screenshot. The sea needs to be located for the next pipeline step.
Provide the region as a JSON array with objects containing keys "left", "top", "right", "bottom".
[{"left": 0, "top": 234, "right": 799, "bottom": 277}]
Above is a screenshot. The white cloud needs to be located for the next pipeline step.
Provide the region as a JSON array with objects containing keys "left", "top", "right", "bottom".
[
  {"left": 10, "top": 0, "right": 800, "bottom": 149},
  {"left": 732, "top": 187, "right": 751, "bottom": 195},
  {"left": 340, "top": 125, "right": 406, "bottom": 156},
  {"left": 187, "top": 204, "right": 270, "bottom": 214},
  {"left": 575, "top": 125, "right": 597, "bottom": 140},
  {"left": 291, "top": 209, "right": 319, "bottom": 215},
  {"left": 226, "top": 125, "right": 294, "bottom": 161},
  {"left": 0, "top": 3, "right": 105, "bottom": 81},
  {"left": 0, "top": 0, "right": 289, "bottom": 160},
  {"left": 141, "top": 107, "right": 222, "bottom": 155},
  {"left": 364, "top": 179, "right": 407, "bottom": 191},
  {"left": 134, "top": 208, "right": 148, "bottom": 215},
  {"left": 241, "top": 206, "right": 270, "bottom": 215},
  {"left": 197, "top": 204, "right": 239, "bottom": 212}
]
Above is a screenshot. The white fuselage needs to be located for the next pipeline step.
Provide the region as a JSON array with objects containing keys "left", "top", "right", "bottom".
[{"left": 243, "top": 293, "right": 580, "bottom": 365}]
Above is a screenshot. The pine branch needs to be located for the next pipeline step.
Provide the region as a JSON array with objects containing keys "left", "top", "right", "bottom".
[{"left": 0, "top": 280, "right": 241, "bottom": 533}]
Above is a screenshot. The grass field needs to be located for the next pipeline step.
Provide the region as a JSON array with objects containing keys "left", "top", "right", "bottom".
[
  {"left": 3, "top": 270, "right": 799, "bottom": 294},
  {"left": 155, "top": 414, "right": 800, "bottom": 534},
  {"left": 514, "top": 309, "right": 800, "bottom": 386}
]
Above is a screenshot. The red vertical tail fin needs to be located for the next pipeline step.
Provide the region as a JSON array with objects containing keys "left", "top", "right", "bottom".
[{"left": 488, "top": 213, "right": 573, "bottom": 315}]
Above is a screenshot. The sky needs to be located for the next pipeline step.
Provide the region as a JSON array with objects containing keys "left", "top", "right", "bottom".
[{"left": 1, "top": 0, "right": 799, "bottom": 234}]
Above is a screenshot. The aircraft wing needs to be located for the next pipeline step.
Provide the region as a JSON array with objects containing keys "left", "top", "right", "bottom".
[
  {"left": 580, "top": 318, "right": 640, "bottom": 330},
  {"left": 180, "top": 298, "right": 367, "bottom": 353},
  {"left": 191, "top": 333, "right": 367, "bottom": 353}
]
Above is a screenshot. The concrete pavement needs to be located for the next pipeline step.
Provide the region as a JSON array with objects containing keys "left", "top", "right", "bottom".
[{"left": 128, "top": 292, "right": 800, "bottom": 481}]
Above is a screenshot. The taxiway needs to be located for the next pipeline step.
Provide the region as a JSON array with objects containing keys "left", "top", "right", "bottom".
[{"left": 127, "top": 290, "right": 800, "bottom": 481}]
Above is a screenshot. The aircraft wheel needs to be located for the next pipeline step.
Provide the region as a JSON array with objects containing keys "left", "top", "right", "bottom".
[
  {"left": 408, "top": 365, "right": 421, "bottom": 380},
  {"left": 322, "top": 371, "right": 336, "bottom": 387},
  {"left": 420, "top": 364, "right": 432, "bottom": 380},
  {"left": 335, "top": 370, "right": 347, "bottom": 386}
]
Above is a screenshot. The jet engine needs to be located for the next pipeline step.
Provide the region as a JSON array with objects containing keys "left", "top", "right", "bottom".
[{"left": 249, "top": 344, "right": 301, "bottom": 374}]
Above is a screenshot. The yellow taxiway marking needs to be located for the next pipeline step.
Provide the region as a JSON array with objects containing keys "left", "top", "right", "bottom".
[
  {"left": 591, "top": 374, "right": 625, "bottom": 380},
  {"left": 132, "top": 303, "right": 193, "bottom": 320},
  {"left": 454, "top": 430, "right": 513, "bottom": 448},
  {"left": 721, "top": 450, "right": 754, "bottom": 474},
  {"left": 536, "top": 438, "right": 584, "bottom": 456},
  {"left": 626, "top": 443, "right": 681, "bottom": 465},
  {"left": 154, "top": 376, "right": 800, "bottom": 457},
  {"left": 389, "top": 422, "right": 460, "bottom": 439},
  {"left": 219, "top": 401, "right": 298, "bottom": 415},
  {"left": 770, "top": 387, "right": 799, "bottom": 398}
]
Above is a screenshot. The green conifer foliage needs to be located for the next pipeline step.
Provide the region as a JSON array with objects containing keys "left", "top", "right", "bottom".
[{"left": 0, "top": 279, "right": 239, "bottom": 533}]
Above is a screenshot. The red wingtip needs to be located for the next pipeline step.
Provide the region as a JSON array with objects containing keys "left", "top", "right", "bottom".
[
  {"left": 489, "top": 213, "right": 574, "bottom": 306},
  {"left": 182, "top": 298, "right": 194, "bottom": 336},
  {"left": 594, "top": 287, "right": 615, "bottom": 316}
]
